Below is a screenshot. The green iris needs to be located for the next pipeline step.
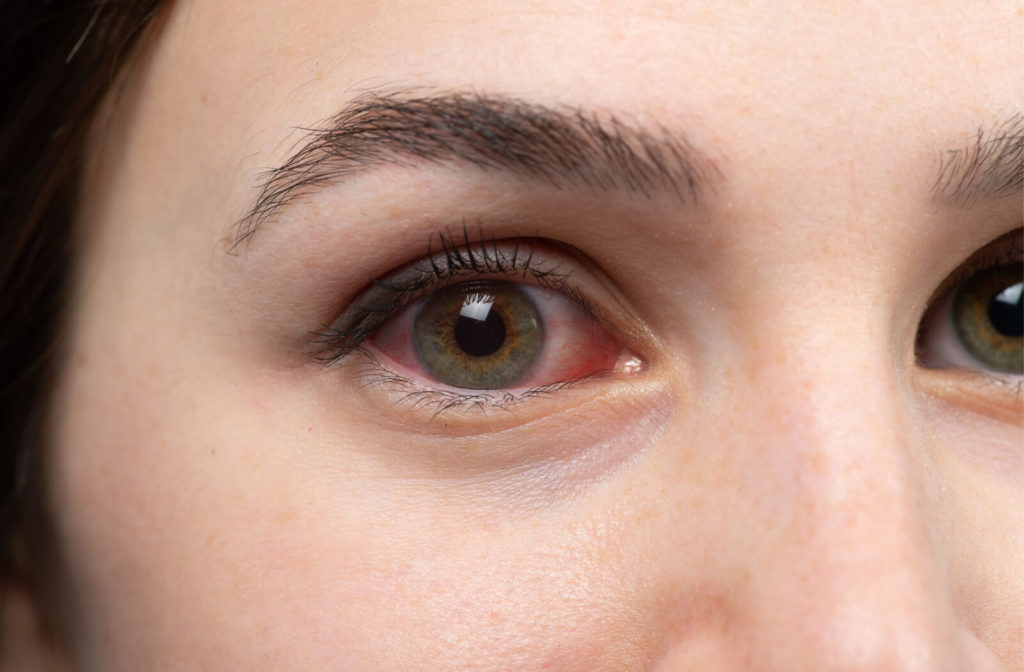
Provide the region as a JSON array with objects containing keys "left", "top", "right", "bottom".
[
  {"left": 414, "top": 281, "right": 543, "bottom": 389},
  {"left": 952, "top": 263, "right": 1023, "bottom": 373}
]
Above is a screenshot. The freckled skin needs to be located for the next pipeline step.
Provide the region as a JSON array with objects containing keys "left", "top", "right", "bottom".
[{"left": 18, "top": 0, "right": 1023, "bottom": 670}]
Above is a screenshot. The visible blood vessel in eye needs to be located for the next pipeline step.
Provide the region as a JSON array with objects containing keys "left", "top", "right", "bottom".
[
  {"left": 370, "top": 284, "right": 623, "bottom": 389},
  {"left": 536, "top": 316, "right": 621, "bottom": 382},
  {"left": 373, "top": 315, "right": 414, "bottom": 359},
  {"left": 517, "top": 287, "right": 622, "bottom": 385}
]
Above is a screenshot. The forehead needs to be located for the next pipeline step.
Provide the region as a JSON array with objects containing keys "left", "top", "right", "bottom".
[
  {"left": 126, "top": 0, "right": 1021, "bottom": 166},
  {"left": 83, "top": 0, "right": 1020, "bottom": 265}
]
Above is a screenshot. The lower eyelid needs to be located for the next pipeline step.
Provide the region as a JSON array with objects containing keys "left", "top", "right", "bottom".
[
  {"left": 323, "top": 372, "right": 675, "bottom": 494},
  {"left": 340, "top": 345, "right": 657, "bottom": 436},
  {"left": 915, "top": 366, "right": 1023, "bottom": 426}
]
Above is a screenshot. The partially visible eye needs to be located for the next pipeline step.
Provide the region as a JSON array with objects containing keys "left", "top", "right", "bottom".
[
  {"left": 949, "top": 264, "right": 1022, "bottom": 372},
  {"left": 917, "top": 231, "right": 1023, "bottom": 376}
]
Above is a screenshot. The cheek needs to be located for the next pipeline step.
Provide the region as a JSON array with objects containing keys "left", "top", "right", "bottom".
[
  {"left": 47, "top": 336, "right": 244, "bottom": 665},
  {"left": 46, "top": 332, "right": 673, "bottom": 670},
  {"left": 245, "top": 512, "right": 650, "bottom": 670}
]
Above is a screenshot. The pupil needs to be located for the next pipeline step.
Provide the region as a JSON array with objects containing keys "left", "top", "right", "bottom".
[
  {"left": 454, "top": 297, "right": 506, "bottom": 357},
  {"left": 988, "top": 281, "right": 1023, "bottom": 338}
]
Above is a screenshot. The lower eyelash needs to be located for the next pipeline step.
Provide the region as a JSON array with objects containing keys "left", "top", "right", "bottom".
[
  {"left": 346, "top": 347, "right": 606, "bottom": 418},
  {"left": 349, "top": 347, "right": 530, "bottom": 416}
]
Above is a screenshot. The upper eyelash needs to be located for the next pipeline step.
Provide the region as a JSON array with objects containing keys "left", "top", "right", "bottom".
[{"left": 310, "top": 226, "right": 591, "bottom": 365}]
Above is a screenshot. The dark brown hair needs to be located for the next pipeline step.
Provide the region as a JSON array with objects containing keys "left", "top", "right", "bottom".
[{"left": 0, "top": 0, "right": 165, "bottom": 639}]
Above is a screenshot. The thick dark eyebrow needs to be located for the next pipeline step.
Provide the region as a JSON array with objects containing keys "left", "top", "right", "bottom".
[
  {"left": 932, "top": 112, "right": 1023, "bottom": 208},
  {"left": 234, "top": 91, "right": 721, "bottom": 243}
]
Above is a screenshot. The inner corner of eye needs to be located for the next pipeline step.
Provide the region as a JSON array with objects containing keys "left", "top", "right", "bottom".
[{"left": 618, "top": 352, "right": 646, "bottom": 375}]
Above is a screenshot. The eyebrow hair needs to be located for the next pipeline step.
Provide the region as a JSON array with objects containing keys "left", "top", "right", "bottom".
[
  {"left": 932, "top": 112, "right": 1023, "bottom": 207},
  {"left": 234, "top": 91, "right": 721, "bottom": 243}
]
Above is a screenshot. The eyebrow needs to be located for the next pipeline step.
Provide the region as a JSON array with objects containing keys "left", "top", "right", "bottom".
[
  {"left": 932, "top": 112, "right": 1023, "bottom": 207},
  {"left": 234, "top": 91, "right": 721, "bottom": 243}
]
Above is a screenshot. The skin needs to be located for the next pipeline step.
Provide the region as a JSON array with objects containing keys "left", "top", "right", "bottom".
[{"left": 6, "top": 0, "right": 1023, "bottom": 669}]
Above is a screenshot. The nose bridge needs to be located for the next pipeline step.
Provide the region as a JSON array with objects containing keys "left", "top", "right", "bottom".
[
  {"left": 648, "top": 298, "right": 1009, "bottom": 670},
  {"left": 718, "top": 322, "right": 964, "bottom": 670}
]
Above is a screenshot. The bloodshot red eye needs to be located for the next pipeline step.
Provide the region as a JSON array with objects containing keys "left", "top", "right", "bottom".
[{"left": 370, "top": 280, "right": 626, "bottom": 391}]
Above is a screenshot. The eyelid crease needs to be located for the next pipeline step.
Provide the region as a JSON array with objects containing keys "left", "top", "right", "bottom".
[{"left": 310, "top": 227, "right": 598, "bottom": 365}]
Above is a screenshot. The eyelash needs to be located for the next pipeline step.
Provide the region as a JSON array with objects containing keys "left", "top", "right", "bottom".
[
  {"left": 310, "top": 227, "right": 609, "bottom": 411},
  {"left": 344, "top": 349, "right": 601, "bottom": 415}
]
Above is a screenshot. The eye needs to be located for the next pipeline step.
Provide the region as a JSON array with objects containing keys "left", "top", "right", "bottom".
[
  {"left": 370, "top": 279, "right": 624, "bottom": 391},
  {"left": 917, "top": 231, "right": 1023, "bottom": 376},
  {"left": 313, "top": 232, "right": 642, "bottom": 407}
]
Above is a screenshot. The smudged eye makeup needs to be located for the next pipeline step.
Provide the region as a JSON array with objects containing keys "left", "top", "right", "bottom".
[
  {"left": 312, "top": 229, "right": 641, "bottom": 412},
  {"left": 917, "top": 229, "right": 1023, "bottom": 378}
]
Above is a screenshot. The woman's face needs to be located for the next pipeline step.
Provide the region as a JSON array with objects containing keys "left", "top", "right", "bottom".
[{"left": 44, "top": 0, "right": 1021, "bottom": 669}]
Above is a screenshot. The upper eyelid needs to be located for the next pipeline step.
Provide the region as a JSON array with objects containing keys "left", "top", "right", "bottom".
[{"left": 310, "top": 233, "right": 597, "bottom": 364}]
